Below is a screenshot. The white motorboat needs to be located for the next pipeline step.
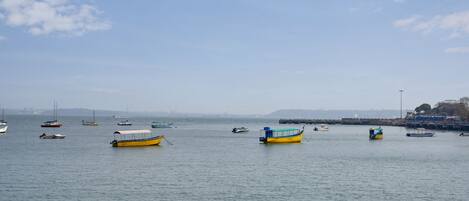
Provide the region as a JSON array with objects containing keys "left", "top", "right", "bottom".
[
  {"left": 151, "top": 122, "right": 173, "bottom": 128},
  {"left": 0, "top": 125, "right": 7, "bottom": 134},
  {"left": 232, "top": 127, "right": 249, "bottom": 133},
  {"left": 39, "top": 133, "right": 66, "bottom": 139},
  {"left": 117, "top": 120, "right": 132, "bottom": 126},
  {"left": 317, "top": 124, "right": 329, "bottom": 131},
  {"left": 406, "top": 128, "right": 434, "bottom": 137}
]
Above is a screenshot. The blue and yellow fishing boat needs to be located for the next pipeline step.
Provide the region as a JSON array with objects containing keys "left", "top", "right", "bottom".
[
  {"left": 110, "top": 130, "right": 164, "bottom": 147},
  {"left": 259, "top": 127, "right": 304, "bottom": 144},
  {"left": 369, "top": 127, "right": 383, "bottom": 140}
]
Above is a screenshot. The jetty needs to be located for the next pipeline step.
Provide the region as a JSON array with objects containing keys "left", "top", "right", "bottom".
[{"left": 279, "top": 118, "right": 469, "bottom": 131}]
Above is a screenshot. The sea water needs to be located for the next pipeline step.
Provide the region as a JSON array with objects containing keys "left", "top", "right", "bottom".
[{"left": 0, "top": 115, "right": 468, "bottom": 201}]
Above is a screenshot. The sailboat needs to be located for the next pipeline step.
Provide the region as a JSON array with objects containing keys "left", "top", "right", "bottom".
[
  {"left": 41, "top": 101, "right": 62, "bottom": 128},
  {"left": 0, "top": 108, "right": 7, "bottom": 133},
  {"left": 82, "top": 110, "right": 98, "bottom": 126},
  {"left": 117, "top": 107, "right": 132, "bottom": 126}
]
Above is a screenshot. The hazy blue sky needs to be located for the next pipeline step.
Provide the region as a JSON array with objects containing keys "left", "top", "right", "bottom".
[{"left": 0, "top": 0, "right": 468, "bottom": 114}]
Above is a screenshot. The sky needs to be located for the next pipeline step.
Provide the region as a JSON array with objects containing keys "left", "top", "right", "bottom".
[{"left": 0, "top": 0, "right": 468, "bottom": 114}]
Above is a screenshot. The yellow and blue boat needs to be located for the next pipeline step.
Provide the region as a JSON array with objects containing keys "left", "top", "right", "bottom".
[
  {"left": 110, "top": 130, "right": 164, "bottom": 147},
  {"left": 259, "top": 127, "right": 304, "bottom": 144},
  {"left": 369, "top": 127, "right": 383, "bottom": 140}
]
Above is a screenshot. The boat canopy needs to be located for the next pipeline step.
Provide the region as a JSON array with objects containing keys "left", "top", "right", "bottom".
[
  {"left": 114, "top": 130, "right": 151, "bottom": 135},
  {"left": 270, "top": 128, "right": 299, "bottom": 132}
]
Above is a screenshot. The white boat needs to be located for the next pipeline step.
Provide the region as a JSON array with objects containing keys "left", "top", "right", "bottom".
[
  {"left": 232, "top": 127, "right": 249, "bottom": 133},
  {"left": 151, "top": 122, "right": 173, "bottom": 128},
  {"left": 117, "top": 120, "right": 132, "bottom": 126},
  {"left": 406, "top": 128, "right": 434, "bottom": 137},
  {"left": 317, "top": 124, "right": 329, "bottom": 131},
  {"left": 0, "top": 108, "right": 7, "bottom": 133},
  {"left": 460, "top": 133, "right": 469, "bottom": 137},
  {"left": 39, "top": 133, "right": 66, "bottom": 139},
  {"left": 0, "top": 125, "right": 7, "bottom": 134}
]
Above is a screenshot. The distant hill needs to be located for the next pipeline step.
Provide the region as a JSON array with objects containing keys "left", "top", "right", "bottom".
[
  {"left": 3, "top": 108, "right": 261, "bottom": 118},
  {"left": 3, "top": 108, "right": 407, "bottom": 119},
  {"left": 266, "top": 109, "right": 406, "bottom": 119}
]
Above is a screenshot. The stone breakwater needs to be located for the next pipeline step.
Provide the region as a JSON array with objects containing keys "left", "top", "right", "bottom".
[{"left": 279, "top": 118, "right": 469, "bottom": 131}]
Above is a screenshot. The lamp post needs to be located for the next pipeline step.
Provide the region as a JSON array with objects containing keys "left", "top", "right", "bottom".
[{"left": 399, "top": 89, "right": 404, "bottom": 119}]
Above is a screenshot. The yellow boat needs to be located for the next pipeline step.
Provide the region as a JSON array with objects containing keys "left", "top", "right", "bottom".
[
  {"left": 369, "top": 127, "right": 383, "bottom": 140},
  {"left": 259, "top": 127, "right": 304, "bottom": 144},
  {"left": 111, "top": 130, "right": 164, "bottom": 147}
]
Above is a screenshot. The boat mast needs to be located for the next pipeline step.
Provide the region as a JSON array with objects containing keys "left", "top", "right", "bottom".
[
  {"left": 93, "top": 110, "right": 96, "bottom": 122},
  {"left": 1, "top": 107, "right": 4, "bottom": 121},
  {"left": 54, "top": 101, "right": 58, "bottom": 121}
]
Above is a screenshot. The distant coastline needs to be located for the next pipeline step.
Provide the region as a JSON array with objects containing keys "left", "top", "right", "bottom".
[{"left": 1, "top": 108, "right": 407, "bottom": 119}]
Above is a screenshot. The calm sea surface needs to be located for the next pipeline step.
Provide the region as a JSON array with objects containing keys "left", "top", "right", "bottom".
[{"left": 1, "top": 115, "right": 469, "bottom": 201}]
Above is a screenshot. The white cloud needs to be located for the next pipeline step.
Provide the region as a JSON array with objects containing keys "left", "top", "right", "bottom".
[
  {"left": 0, "top": 35, "right": 5, "bottom": 41},
  {"left": 394, "top": 11, "right": 469, "bottom": 38},
  {"left": 0, "top": 0, "right": 111, "bottom": 36},
  {"left": 393, "top": 15, "right": 420, "bottom": 28},
  {"left": 393, "top": 0, "right": 406, "bottom": 3},
  {"left": 445, "top": 47, "right": 469, "bottom": 54}
]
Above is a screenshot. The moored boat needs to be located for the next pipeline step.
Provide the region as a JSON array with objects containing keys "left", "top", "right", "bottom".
[
  {"left": 406, "top": 128, "right": 434, "bottom": 137},
  {"left": 0, "top": 108, "right": 7, "bottom": 133},
  {"left": 232, "top": 127, "right": 249, "bottom": 133},
  {"left": 117, "top": 120, "right": 132, "bottom": 126},
  {"left": 0, "top": 125, "right": 7, "bottom": 134},
  {"left": 39, "top": 133, "right": 66, "bottom": 139},
  {"left": 259, "top": 127, "right": 304, "bottom": 144},
  {"left": 369, "top": 127, "right": 383, "bottom": 140},
  {"left": 41, "top": 101, "right": 62, "bottom": 128},
  {"left": 110, "top": 130, "right": 164, "bottom": 147},
  {"left": 317, "top": 124, "right": 329, "bottom": 131},
  {"left": 82, "top": 110, "right": 98, "bottom": 126},
  {"left": 41, "top": 120, "right": 62, "bottom": 128},
  {"left": 460, "top": 133, "right": 469, "bottom": 136},
  {"left": 151, "top": 122, "right": 173, "bottom": 128}
]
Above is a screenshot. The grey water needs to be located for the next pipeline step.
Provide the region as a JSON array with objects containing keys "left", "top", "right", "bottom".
[{"left": 1, "top": 115, "right": 469, "bottom": 201}]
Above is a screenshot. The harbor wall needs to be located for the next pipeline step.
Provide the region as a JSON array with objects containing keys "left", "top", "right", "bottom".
[{"left": 279, "top": 118, "right": 469, "bottom": 131}]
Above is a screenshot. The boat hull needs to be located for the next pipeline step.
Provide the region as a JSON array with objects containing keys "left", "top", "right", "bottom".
[
  {"left": 151, "top": 125, "right": 172, "bottom": 128},
  {"left": 41, "top": 125, "right": 62, "bottom": 128},
  {"left": 40, "top": 134, "right": 65, "bottom": 139},
  {"left": 369, "top": 134, "right": 383, "bottom": 140},
  {"left": 112, "top": 136, "right": 163, "bottom": 147},
  {"left": 260, "top": 132, "right": 303, "bottom": 144},
  {"left": 406, "top": 133, "right": 434, "bottom": 137}
]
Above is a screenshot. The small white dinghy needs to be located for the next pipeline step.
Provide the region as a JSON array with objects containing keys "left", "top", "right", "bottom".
[
  {"left": 314, "top": 124, "right": 329, "bottom": 132},
  {"left": 406, "top": 128, "right": 434, "bottom": 137},
  {"left": 39, "top": 133, "right": 66, "bottom": 139}
]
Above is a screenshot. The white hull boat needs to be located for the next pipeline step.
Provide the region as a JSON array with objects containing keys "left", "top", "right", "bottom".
[
  {"left": 39, "top": 133, "right": 66, "bottom": 139},
  {"left": 406, "top": 128, "right": 434, "bottom": 137},
  {"left": 0, "top": 125, "right": 7, "bottom": 133}
]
